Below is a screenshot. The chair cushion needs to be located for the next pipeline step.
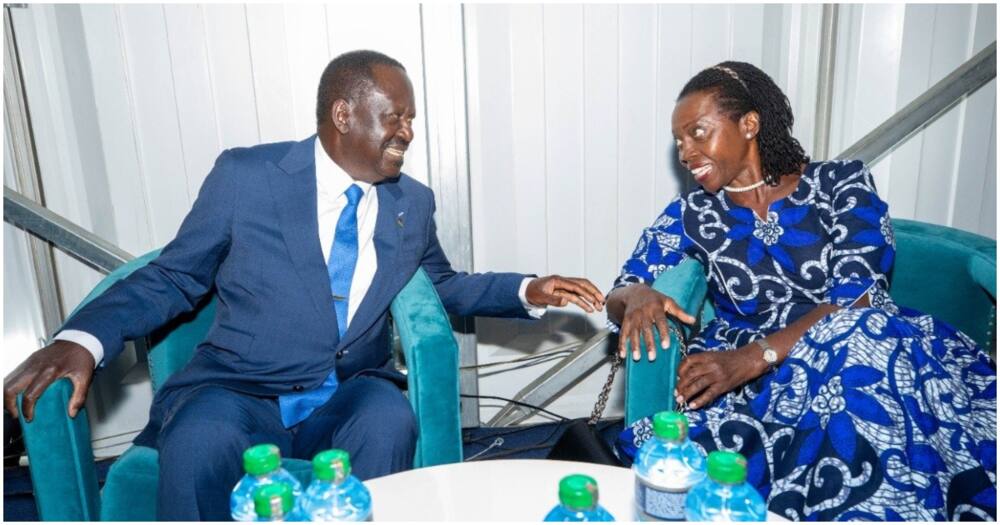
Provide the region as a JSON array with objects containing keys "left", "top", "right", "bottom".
[{"left": 100, "top": 445, "right": 313, "bottom": 520}]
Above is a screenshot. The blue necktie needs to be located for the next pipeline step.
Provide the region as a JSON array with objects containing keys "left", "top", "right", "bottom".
[{"left": 279, "top": 184, "right": 363, "bottom": 428}]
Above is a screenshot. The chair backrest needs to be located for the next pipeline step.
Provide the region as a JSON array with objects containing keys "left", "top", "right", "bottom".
[{"left": 889, "top": 219, "right": 996, "bottom": 350}]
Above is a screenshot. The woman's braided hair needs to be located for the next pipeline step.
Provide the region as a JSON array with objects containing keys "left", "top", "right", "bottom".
[{"left": 678, "top": 61, "right": 809, "bottom": 185}]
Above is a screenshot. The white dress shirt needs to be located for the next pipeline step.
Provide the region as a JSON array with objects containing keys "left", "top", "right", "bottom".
[{"left": 58, "top": 139, "right": 543, "bottom": 366}]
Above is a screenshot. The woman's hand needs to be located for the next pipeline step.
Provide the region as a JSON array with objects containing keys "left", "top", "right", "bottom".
[
  {"left": 675, "top": 345, "right": 766, "bottom": 410},
  {"left": 610, "top": 284, "right": 696, "bottom": 361}
]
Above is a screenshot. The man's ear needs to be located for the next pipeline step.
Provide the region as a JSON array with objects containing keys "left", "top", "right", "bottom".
[
  {"left": 740, "top": 111, "right": 760, "bottom": 139},
  {"left": 332, "top": 99, "right": 351, "bottom": 134}
]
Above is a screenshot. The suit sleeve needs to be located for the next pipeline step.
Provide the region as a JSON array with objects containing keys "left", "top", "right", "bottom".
[
  {"left": 59, "top": 150, "right": 239, "bottom": 364},
  {"left": 419, "top": 195, "right": 532, "bottom": 319}
]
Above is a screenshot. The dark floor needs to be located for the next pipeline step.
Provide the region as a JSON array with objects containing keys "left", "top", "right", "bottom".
[{"left": 3, "top": 418, "right": 624, "bottom": 521}]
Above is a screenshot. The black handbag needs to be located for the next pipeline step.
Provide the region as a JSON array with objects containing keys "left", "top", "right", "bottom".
[
  {"left": 547, "top": 322, "right": 689, "bottom": 466},
  {"left": 546, "top": 352, "right": 625, "bottom": 466}
]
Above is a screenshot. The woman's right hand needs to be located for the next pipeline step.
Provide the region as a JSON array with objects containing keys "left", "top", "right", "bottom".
[{"left": 610, "top": 284, "right": 696, "bottom": 361}]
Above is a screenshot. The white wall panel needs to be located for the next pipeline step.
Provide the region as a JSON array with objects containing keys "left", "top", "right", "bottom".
[
  {"left": 583, "top": 4, "right": 621, "bottom": 293},
  {"left": 80, "top": 5, "right": 152, "bottom": 256},
  {"left": 832, "top": 4, "right": 996, "bottom": 239},
  {"left": 4, "top": 136, "right": 47, "bottom": 378},
  {"left": 245, "top": 4, "right": 296, "bottom": 144},
  {"left": 912, "top": 5, "right": 974, "bottom": 227},
  {"left": 949, "top": 4, "right": 995, "bottom": 233},
  {"left": 617, "top": 4, "right": 658, "bottom": 265},
  {"left": 119, "top": 5, "right": 193, "bottom": 241},
  {"left": 164, "top": 5, "right": 223, "bottom": 201},
  {"left": 203, "top": 5, "right": 260, "bottom": 150},
  {"left": 281, "top": 4, "right": 328, "bottom": 137},
  {"left": 474, "top": 4, "right": 553, "bottom": 371},
  {"left": 831, "top": 4, "right": 906, "bottom": 194}
]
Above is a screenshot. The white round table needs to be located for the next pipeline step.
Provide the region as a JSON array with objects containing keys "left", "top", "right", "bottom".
[{"left": 365, "top": 459, "right": 786, "bottom": 521}]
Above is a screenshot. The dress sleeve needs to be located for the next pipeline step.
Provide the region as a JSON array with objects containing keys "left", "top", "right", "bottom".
[
  {"left": 825, "top": 160, "right": 895, "bottom": 308},
  {"left": 612, "top": 197, "right": 691, "bottom": 292}
]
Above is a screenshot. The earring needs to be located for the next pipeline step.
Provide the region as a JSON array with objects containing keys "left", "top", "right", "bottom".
[{"left": 745, "top": 133, "right": 753, "bottom": 139}]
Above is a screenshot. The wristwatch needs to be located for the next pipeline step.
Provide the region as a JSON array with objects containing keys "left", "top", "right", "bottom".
[{"left": 755, "top": 338, "right": 778, "bottom": 372}]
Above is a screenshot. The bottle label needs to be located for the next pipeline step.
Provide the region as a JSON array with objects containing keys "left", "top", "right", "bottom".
[{"left": 635, "top": 478, "right": 687, "bottom": 521}]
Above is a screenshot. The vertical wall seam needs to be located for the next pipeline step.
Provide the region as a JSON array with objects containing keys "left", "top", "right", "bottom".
[
  {"left": 200, "top": 5, "right": 224, "bottom": 155},
  {"left": 243, "top": 4, "right": 262, "bottom": 144},
  {"left": 114, "top": 6, "right": 154, "bottom": 246},
  {"left": 540, "top": 6, "right": 550, "bottom": 276},
  {"left": 911, "top": 6, "right": 940, "bottom": 220},
  {"left": 581, "top": 5, "right": 588, "bottom": 280},
  {"left": 943, "top": 5, "right": 980, "bottom": 227},
  {"left": 160, "top": 5, "right": 191, "bottom": 204}
]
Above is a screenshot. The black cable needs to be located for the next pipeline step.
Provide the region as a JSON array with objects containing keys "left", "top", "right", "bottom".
[
  {"left": 460, "top": 394, "right": 570, "bottom": 421},
  {"left": 477, "top": 353, "right": 576, "bottom": 379}
]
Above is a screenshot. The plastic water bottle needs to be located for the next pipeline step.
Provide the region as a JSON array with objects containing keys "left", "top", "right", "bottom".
[
  {"left": 685, "top": 451, "right": 766, "bottom": 522},
  {"left": 300, "top": 449, "right": 373, "bottom": 521},
  {"left": 231, "top": 443, "right": 303, "bottom": 521},
  {"left": 253, "top": 482, "right": 304, "bottom": 521},
  {"left": 543, "top": 474, "right": 615, "bottom": 521},
  {"left": 633, "top": 411, "right": 706, "bottom": 521}
]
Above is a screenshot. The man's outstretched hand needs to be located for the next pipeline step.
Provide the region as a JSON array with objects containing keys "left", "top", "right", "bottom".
[
  {"left": 526, "top": 275, "right": 605, "bottom": 313},
  {"left": 4, "top": 340, "right": 95, "bottom": 422}
]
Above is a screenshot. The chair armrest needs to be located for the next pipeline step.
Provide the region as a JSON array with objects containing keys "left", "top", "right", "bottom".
[
  {"left": 17, "top": 378, "right": 100, "bottom": 520},
  {"left": 624, "top": 259, "right": 709, "bottom": 426},
  {"left": 391, "top": 268, "right": 463, "bottom": 468},
  {"left": 969, "top": 253, "right": 996, "bottom": 300}
]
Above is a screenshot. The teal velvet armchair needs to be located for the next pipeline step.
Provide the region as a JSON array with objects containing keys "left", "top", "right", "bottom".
[
  {"left": 17, "top": 250, "right": 464, "bottom": 520},
  {"left": 625, "top": 218, "right": 997, "bottom": 426}
]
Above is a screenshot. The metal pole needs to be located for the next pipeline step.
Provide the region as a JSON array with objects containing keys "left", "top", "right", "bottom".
[
  {"left": 4, "top": 186, "right": 133, "bottom": 274},
  {"left": 837, "top": 41, "right": 997, "bottom": 164},
  {"left": 812, "top": 4, "right": 838, "bottom": 160},
  {"left": 487, "top": 330, "right": 613, "bottom": 427},
  {"left": 4, "top": 5, "right": 65, "bottom": 336}
]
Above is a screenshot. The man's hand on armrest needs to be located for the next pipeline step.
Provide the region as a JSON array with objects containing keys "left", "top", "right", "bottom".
[
  {"left": 4, "top": 340, "right": 96, "bottom": 422},
  {"left": 525, "top": 275, "right": 606, "bottom": 313}
]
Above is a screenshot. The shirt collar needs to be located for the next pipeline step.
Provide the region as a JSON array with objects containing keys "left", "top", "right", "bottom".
[{"left": 314, "top": 137, "right": 373, "bottom": 200}]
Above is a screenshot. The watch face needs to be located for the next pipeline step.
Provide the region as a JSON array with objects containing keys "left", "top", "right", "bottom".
[{"left": 763, "top": 348, "right": 778, "bottom": 364}]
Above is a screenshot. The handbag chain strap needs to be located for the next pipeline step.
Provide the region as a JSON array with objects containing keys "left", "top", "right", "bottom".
[{"left": 587, "top": 320, "right": 689, "bottom": 426}]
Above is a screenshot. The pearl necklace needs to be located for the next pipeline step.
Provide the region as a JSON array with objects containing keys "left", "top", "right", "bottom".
[{"left": 723, "top": 180, "right": 766, "bottom": 193}]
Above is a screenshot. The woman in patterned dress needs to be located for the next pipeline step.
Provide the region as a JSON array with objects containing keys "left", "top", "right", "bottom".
[{"left": 607, "top": 61, "right": 996, "bottom": 520}]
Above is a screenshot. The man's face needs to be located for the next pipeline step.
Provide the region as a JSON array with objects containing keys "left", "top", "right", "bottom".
[{"left": 342, "top": 65, "right": 416, "bottom": 184}]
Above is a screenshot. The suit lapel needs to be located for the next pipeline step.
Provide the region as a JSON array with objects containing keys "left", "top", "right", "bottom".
[
  {"left": 339, "top": 179, "right": 408, "bottom": 349},
  {"left": 269, "top": 136, "right": 338, "bottom": 342}
]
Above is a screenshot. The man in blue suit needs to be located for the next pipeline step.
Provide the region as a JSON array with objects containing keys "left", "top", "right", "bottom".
[{"left": 4, "top": 50, "right": 605, "bottom": 520}]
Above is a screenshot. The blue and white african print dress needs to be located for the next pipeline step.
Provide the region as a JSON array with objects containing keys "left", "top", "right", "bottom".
[{"left": 614, "top": 160, "right": 996, "bottom": 521}]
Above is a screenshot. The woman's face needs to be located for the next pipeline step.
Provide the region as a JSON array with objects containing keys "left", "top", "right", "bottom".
[{"left": 671, "top": 90, "right": 758, "bottom": 193}]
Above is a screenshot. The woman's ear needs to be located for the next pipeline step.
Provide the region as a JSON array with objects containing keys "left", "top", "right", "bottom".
[{"left": 740, "top": 111, "right": 761, "bottom": 140}]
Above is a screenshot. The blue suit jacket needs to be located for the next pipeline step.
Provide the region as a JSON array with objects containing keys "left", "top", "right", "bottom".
[{"left": 61, "top": 136, "right": 529, "bottom": 445}]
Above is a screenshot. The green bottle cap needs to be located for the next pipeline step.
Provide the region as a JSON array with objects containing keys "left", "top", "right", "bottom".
[
  {"left": 558, "top": 474, "right": 599, "bottom": 510},
  {"left": 652, "top": 411, "right": 688, "bottom": 442},
  {"left": 253, "top": 482, "right": 293, "bottom": 519},
  {"left": 707, "top": 451, "right": 748, "bottom": 485},
  {"left": 243, "top": 444, "right": 281, "bottom": 476},
  {"left": 312, "top": 449, "right": 352, "bottom": 482}
]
